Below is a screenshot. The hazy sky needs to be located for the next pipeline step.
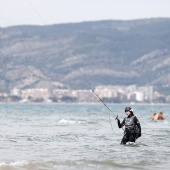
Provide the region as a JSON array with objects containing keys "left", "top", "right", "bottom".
[{"left": 0, "top": 0, "right": 170, "bottom": 27}]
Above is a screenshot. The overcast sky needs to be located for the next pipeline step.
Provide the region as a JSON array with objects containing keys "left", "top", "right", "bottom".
[{"left": 0, "top": 0, "right": 170, "bottom": 27}]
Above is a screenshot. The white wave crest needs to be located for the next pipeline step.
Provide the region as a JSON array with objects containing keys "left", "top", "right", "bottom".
[
  {"left": 0, "top": 160, "right": 29, "bottom": 167},
  {"left": 58, "top": 119, "right": 81, "bottom": 124}
]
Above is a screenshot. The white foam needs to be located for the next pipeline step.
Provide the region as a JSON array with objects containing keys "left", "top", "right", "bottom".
[
  {"left": 164, "top": 121, "right": 168, "bottom": 124},
  {"left": 58, "top": 119, "right": 81, "bottom": 124},
  {"left": 125, "top": 142, "right": 136, "bottom": 145},
  {"left": 0, "top": 160, "right": 29, "bottom": 167}
]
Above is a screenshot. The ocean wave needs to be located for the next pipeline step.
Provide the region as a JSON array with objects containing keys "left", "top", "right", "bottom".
[
  {"left": 0, "top": 160, "right": 31, "bottom": 169},
  {"left": 0, "top": 161, "right": 47, "bottom": 170},
  {"left": 58, "top": 119, "right": 82, "bottom": 124},
  {"left": 0, "top": 160, "right": 139, "bottom": 170},
  {"left": 0, "top": 158, "right": 169, "bottom": 170}
]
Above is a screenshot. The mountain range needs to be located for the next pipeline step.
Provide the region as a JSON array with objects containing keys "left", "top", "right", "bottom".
[{"left": 0, "top": 18, "right": 170, "bottom": 94}]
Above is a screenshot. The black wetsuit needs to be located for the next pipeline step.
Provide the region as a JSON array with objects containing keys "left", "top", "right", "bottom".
[{"left": 117, "top": 114, "right": 141, "bottom": 145}]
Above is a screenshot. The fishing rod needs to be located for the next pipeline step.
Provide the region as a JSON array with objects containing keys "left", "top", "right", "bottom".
[{"left": 92, "top": 90, "right": 118, "bottom": 132}]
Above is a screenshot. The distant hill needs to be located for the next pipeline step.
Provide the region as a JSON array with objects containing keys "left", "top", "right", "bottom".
[{"left": 0, "top": 18, "right": 170, "bottom": 94}]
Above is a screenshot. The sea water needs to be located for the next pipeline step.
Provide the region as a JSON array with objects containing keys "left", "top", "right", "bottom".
[{"left": 0, "top": 103, "right": 169, "bottom": 170}]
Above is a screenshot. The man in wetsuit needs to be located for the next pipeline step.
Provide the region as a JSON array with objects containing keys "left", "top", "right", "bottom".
[{"left": 116, "top": 107, "right": 141, "bottom": 145}]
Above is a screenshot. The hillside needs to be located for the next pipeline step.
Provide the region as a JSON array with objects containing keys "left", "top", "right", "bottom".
[{"left": 0, "top": 18, "right": 170, "bottom": 94}]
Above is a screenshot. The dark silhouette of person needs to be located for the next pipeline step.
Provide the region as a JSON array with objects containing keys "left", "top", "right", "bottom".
[{"left": 116, "top": 107, "right": 141, "bottom": 145}]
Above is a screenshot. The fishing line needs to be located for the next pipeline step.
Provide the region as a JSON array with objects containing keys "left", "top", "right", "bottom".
[
  {"left": 92, "top": 90, "right": 118, "bottom": 133},
  {"left": 27, "top": 0, "right": 46, "bottom": 25},
  {"left": 0, "top": 13, "right": 13, "bottom": 26}
]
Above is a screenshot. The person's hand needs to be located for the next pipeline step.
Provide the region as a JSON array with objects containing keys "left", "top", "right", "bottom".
[{"left": 115, "top": 115, "right": 119, "bottom": 120}]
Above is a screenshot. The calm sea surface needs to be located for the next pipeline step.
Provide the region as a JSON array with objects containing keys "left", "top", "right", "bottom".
[{"left": 0, "top": 103, "right": 169, "bottom": 170}]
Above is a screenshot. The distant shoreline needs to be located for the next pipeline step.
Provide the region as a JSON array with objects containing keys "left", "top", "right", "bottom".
[{"left": 0, "top": 102, "right": 169, "bottom": 105}]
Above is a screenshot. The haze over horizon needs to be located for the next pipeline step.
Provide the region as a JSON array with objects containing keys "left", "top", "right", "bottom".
[{"left": 0, "top": 0, "right": 170, "bottom": 27}]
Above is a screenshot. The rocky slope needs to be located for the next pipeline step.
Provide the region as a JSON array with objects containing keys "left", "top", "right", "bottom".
[{"left": 0, "top": 18, "right": 170, "bottom": 94}]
